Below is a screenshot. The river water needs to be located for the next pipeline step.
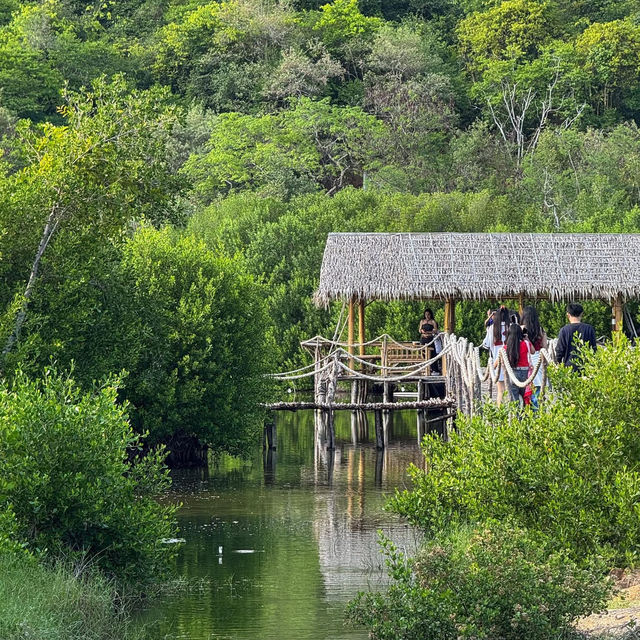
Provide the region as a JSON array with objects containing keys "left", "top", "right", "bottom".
[{"left": 140, "top": 410, "right": 427, "bottom": 640}]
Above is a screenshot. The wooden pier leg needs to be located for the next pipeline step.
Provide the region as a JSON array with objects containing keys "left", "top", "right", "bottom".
[
  {"left": 417, "top": 411, "right": 425, "bottom": 445},
  {"left": 383, "top": 382, "right": 393, "bottom": 410},
  {"left": 326, "top": 410, "right": 335, "bottom": 450},
  {"left": 374, "top": 409, "right": 384, "bottom": 450},
  {"left": 383, "top": 410, "right": 391, "bottom": 447},
  {"left": 263, "top": 448, "right": 276, "bottom": 485},
  {"left": 265, "top": 420, "right": 277, "bottom": 450},
  {"left": 375, "top": 449, "right": 383, "bottom": 487}
]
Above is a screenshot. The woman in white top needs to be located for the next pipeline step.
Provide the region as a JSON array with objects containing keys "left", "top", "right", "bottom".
[{"left": 483, "top": 306, "right": 511, "bottom": 406}]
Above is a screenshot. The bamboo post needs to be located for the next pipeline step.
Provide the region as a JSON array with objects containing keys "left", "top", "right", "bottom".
[
  {"left": 443, "top": 298, "right": 455, "bottom": 377},
  {"left": 613, "top": 296, "right": 624, "bottom": 334},
  {"left": 348, "top": 298, "right": 355, "bottom": 371},
  {"left": 444, "top": 297, "right": 456, "bottom": 333},
  {"left": 358, "top": 299, "right": 366, "bottom": 358},
  {"left": 518, "top": 293, "right": 524, "bottom": 319}
]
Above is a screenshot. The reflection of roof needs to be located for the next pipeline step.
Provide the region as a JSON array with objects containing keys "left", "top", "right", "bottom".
[
  {"left": 314, "top": 232, "right": 640, "bottom": 305},
  {"left": 312, "top": 493, "right": 421, "bottom": 601}
]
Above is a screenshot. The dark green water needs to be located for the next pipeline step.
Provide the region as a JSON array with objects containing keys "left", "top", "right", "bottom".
[{"left": 140, "top": 410, "right": 427, "bottom": 640}]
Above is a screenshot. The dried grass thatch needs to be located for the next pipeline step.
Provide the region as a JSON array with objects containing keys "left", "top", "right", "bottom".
[{"left": 314, "top": 232, "right": 640, "bottom": 306}]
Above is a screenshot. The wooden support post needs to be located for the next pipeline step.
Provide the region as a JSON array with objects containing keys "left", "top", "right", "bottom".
[
  {"left": 265, "top": 421, "right": 277, "bottom": 450},
  {"left": 326, "top": 410, "right": 335, "bottom": 450},
  {"left": 613, "top": 296, "right": 624, "bottom": 334},
  {"left": 518, "top": 293, "right": 524, "bottom": 319},
  {"left": 443, "top": 297, "right": 456, "bottom": 377},
  {"left": 348, "top": 298, "right": 355, "bottom": 370},
  {"left": 358, "top": 299, "right": 366, "bottom": 358},
  {"left": 444, "top": 297, "right": 456, "bottom": 333},
  {"left": 374, "top": 409, "right": 384, "bottom": 449}
]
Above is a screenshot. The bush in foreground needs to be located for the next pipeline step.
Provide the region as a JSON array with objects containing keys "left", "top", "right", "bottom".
[
  {"left": 390, "top": 339, "right": 640, "bottom": 566},
  {"left": 347, "top": 523, "right": 611, "bottom": 640},
  {"left": 0, "top": 554, "right": 143, "bottom": 640},
  {"left": 0, "top": 370, "right": 178, "bottom": 583}
]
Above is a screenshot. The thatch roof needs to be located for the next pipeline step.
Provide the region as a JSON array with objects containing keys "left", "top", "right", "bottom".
[{"left": 314, "top": 232, "right": 640, "bottom": 306}]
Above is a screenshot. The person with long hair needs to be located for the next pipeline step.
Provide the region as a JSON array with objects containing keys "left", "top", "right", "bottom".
[
  {"left": 522, "top": 305, "right": 547, "bottom": 409},
  {"left": 418, "top": 308, "right": 438, "bottom": 344},
  {"left": 418, "top": 308, "right": 441, "bottom": 373},
  {"left": 504, "top": 323, "right": 534, "bottom": 405},
  {"left": 483, "top": 305, "right": 511, "bottom": 406}
]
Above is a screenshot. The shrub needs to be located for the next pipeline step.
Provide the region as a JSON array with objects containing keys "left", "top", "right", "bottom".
[
  {"left": 347, "top": 523, "right": 611, "bottom": 640},
  {"left": 0, "top": 369, "right": 177, "bottom": 583},
  {"left": 390, "top": 338, "right": 640, "bottom": 565}
]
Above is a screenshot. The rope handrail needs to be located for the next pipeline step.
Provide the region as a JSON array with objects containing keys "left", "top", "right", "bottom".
[{"left": 301, "top": 333, "right": 440, "bottom": 351}]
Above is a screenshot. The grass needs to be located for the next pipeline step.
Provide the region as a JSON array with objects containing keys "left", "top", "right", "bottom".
[{"left": 0, "top": 554, "right": 145, "bottom": 640}]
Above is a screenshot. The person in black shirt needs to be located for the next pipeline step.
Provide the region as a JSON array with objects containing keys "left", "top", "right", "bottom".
[{"left": 555, "top": 302, "right": 597, "bottom": 371}]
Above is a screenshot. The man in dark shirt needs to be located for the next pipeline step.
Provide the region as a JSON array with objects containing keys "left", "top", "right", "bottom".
[{"left": 555, "top": 302, "right": 597, "bottom": 371}]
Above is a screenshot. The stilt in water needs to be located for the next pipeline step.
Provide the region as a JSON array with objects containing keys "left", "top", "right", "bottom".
[
  {"left": 374, "top": 409, "right": 384, "bottom": 450},
  {"left": 263, "top": 448, "right": 276, "bottom": 485},
  {"left": 263, "top": 420, "right": 278, "bottom": 451},
  {"left": 375, "top": 448, "right": 384, "bottom": 487}
]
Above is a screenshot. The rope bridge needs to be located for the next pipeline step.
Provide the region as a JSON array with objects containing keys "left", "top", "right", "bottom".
[{"left": 267, "top": 333, "right": 556, "bottom": 416}]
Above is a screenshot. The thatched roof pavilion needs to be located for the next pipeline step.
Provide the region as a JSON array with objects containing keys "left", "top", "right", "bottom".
[{"left": 314, "top": 232, "right": 640, "bottom": 338}]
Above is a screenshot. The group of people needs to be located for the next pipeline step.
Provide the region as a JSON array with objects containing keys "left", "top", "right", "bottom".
[{"left": 418, "top": 302, "right": 597, "bottom": 408}]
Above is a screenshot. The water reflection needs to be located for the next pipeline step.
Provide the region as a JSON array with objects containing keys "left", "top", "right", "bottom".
[{"left": 138, "top": 410, "right": 426, "bottom": 640}]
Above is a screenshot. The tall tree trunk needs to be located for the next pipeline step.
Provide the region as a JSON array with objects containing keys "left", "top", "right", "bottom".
[{"left": 1, "top": 206, "right": 59, "bottom": 364}]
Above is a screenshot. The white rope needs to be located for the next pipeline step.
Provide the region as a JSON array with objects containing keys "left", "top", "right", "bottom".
[{"left": 302, "top": 333, "right": 440, "bottom": 351}]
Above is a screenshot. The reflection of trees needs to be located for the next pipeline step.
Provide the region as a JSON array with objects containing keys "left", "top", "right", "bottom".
[{"left": 140, "top": 411, "right": 426, "bottom": 638}]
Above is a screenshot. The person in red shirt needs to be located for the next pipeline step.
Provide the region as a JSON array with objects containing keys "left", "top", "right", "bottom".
[{"left": 503, "top": 323, "right": 534, "bottom": 405}]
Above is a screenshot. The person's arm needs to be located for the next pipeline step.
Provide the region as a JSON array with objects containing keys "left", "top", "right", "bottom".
[
  {"left": 526, "top": 339, "right": 535, "bottom": 355},
  {"left": 555, "top": 327, "right": 567, "bottom": 364},
  {"left": 540, "top": 330, "right": 548, "bottom": 350},
  {"left": 432, "top": 320, "right": 439, "bottom": 333}
]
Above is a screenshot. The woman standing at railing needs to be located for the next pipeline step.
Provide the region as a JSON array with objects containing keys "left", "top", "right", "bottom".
[
  {"left": 418, "top": 308, "right": 441, "bottom": 373},
  {"left": 418, "top": 308, "right": 438, "bottom": 345}
]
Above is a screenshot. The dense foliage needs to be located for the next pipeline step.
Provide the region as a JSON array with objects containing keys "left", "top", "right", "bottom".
[
  {"left": 347, "top": 524, "right": 611, "bottom": 640},
  {"left": 0, "top": 370, "right": 177, "bottom": 583},
  {"left": 391, "top": 340, "right": 640, "bottom": 566},
  {"left": 0, "top": 0, "right": 639, "bottom": 634}
]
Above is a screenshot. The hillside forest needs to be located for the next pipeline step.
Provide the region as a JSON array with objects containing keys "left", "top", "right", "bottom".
[{"left": 1, "top": 0, "right": 640, "bottom": 455}]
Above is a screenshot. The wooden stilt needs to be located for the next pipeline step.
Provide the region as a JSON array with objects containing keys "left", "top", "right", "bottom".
[
  {"left": 374, "top": 409, "right": 384, "bottom": 449},
  {"left": 265, "top": 421, "right": 277, "bottom": 450},
  {"left": 374, "top": 449, "right": 383, "bottom": 486},
  {"left": 326, "top": 410, "right": 335, "bottom": 450}
]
